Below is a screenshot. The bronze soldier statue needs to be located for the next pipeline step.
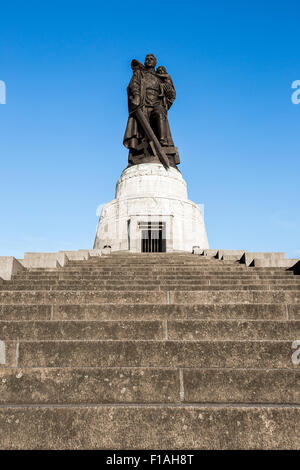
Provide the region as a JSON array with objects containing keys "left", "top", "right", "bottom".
[{"left": 123, "top": 54, "right": 180, "bottom": 169}]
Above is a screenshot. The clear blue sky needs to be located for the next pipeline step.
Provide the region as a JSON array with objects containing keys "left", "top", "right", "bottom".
[{"left": 0, "top": 0, "right": 299, "bottom": 259}]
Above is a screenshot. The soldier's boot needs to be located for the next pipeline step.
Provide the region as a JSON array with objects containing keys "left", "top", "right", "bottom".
[{"left": 156, "top": 117, "right": 169, "bottom": 146}]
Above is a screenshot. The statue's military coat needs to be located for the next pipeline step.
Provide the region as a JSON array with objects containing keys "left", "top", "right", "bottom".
[{"left": 123, "top": 67, "right": 176, "bottom": 152}]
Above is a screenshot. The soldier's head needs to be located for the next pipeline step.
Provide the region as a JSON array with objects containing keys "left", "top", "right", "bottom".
[{"left": 144, "top": 54, "right": 157, "bottom": 69}]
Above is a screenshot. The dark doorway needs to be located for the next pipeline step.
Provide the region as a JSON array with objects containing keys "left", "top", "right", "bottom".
[{"left": 140, "top": 222, "right": 166, "bottom": 253}]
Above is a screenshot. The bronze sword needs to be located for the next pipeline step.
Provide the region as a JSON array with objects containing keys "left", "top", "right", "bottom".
[{"left": 133, "top": 107, "right": 170, "bottom": 169}]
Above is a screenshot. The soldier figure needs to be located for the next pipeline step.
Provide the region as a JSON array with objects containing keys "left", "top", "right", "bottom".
[{"left": 123, "top": 54, "right": 180, "bottom": 168}]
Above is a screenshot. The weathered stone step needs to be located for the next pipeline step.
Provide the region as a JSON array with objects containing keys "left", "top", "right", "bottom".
[
  {"left": 167, "top": 320, "right": 300, "bottom": 340},
  {"left": 210, "top": 279, "right": 300, "bottom": 285},
  {"left": 0, "top": 283, "right": 162, "bottom": 291},
  {"left": 6, "top": 278, "right": 300, "bottom": 287},
  {"left": 0, "top": 368, "right": 298, "bottom": 405},
  {"left": 0, "top": 320, "right": 298, "bottom": 341},
  {"left": 2, "top": 303, "right": 295, "bottom": 321},
  {"left": 65, "top": 260, "right": 225, "bottom": 267},
  {"left": 1, "top": 283, "right": 300, "bottom": 291},
  {"left": 19, "top": 270, "right": 295, "bottom": 280},
  {"left": 60, "top": 266, "right": 289, "bottom": 273},
  {"left": 0, "top": 320, "right": 164, "bottom": 340},
  {"left": 183, "top": 369, "right": 300, "bottom": 404},
  {"left": 0, "top": 367, "right": 179, "bottom": 404},
  {"left": 0, "top": 405, "right": 298, "bottom": 449},
  {"left": 1, "top": 340, "right": 295, "bottom": 368},
  {"left": 0, "top": 290, "right": 166, "bottom": 305},
  {"left": 19, "top": 265, "right": 296, "bottom": 275},
  {"left": 12, "top": 274, "right": 60, "bottom": 280},
  {"left": 0, "top": 290, "right": 299, "bottom": 304},
  {"left": 75, "top": 264, "right": 226, "bottom": 270},
  {"left": 60, "top": 270, "right": 295, "bottom": 278},
  {"left": 76, "top": 272, "right": 295, "bottom": 277},
  {"left": 67, "top": 259, "right": 222, "bottom": 266},
  {"left": 0, "top": 305, "right": 52, "bottom": 321},
  {"left": 170, "top": 290, "right": 300, "bottom": 305},
  {"left": 60, "top": 263, "right": 288, "bottom": 270},
  {"left": 54, "top": 303, "right": 296, "bottom": 321},
  {"left": 165, "top": 285, "right": 300, "bottom": 291},
  {"left": 13, "top": 274, "right": 296, "bottom": 283},
  {"left": 73, "top": 258, "right": 290, "bottom": 265}
]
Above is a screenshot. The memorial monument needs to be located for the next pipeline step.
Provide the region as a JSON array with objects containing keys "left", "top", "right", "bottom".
[
  {"left": 0, "top": 53, "right": 299, "bottom": 451},
  {"left": 94, "top": 54, "right": 209, "bottom": 253}
]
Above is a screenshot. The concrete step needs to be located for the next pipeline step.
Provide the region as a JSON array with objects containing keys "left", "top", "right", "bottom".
[
  {"left": 12, "top": 275, "right": 296, "bottom": 284},
  {"left": 0, "top": 320, "right": 164, "bottom": 340},
  {"left": 1, "top": 283, "right": 300, "bottom": 291},
  {"left": 163, "top": 285, "right": 300, "bottom": 291},
  {"left": 16, "top": 268, "right": 296, "bottom": 277},
  {"left": 60, "top": 260, "right": 208, "bottom": 267},
  {"left": 182, "top": 369, "right": 300, "bottom": 404},
  {"left": 66, "top": 261, "right": 226, "bottom": 267},
  {"left": 0, "top": 290, "right": 167, "bottom": 305},
  {"left": 1, "top": 251, "right": 298, "bottom": 451},
  {"left": 53, "top": 303, "right": 295, "bottom": 320},
  {"left": 210, "top": 279, "right": 300, "bottom": 285},
  {"left": 0, "top": 290, "right": 299, "bottom": 304},
  {"left": 102, "top": 256, "right": 192, "bottom": 260},
  {"left": 6, "top": 278, "right": 300, "bottom": 287},
  {"left": 0, "top": 405, "right": 298, "bottom": 449},
  {"left": 58, "top": 270, "right": 294, "bottom": 278},
  {"left": 169, "top": 290, "right": 300, "bottom": 305},
  {"left": 60, "top": 266, "right": 290, "bottom": 273},
  {"left": 12, "top": 274, "right": 60, "bottom": 280},
  {"left": 18, "top": 269, "right": 295, "bottom": 280},
  {"left": 28, "top": 265, "right": 291, "bottom": 273},
  {"left": 0, "top": 283, "right": 163, "bottom": 291},
  {"left": 289, "top": 305, "right": 300, "bottom": 319},
  {"left": 67, "top": 259, "right": 222, "bottom": 266},
  {"left": 0, "top": 367, "right": 179, "bottom": 404},
  {"left": 0, "top": 305, "right": 52, "bottom": 320},
  {"left": 0, "top": 368, "right": 298, "bottom": 405},
  {"left": 60, "top": 274, "right": 296, "bottom": 280},
  {"left": 0, "top": 320, "right": 298, "bottom": 341},
  {"left": 1, "top": 340, "right": 295, "bottom": 368},
  {"left": 1, "top": 303, "right": 294, "bottom": 321},
  {"left": 167, "top": 320, "right": 300, "bottom": 340}
]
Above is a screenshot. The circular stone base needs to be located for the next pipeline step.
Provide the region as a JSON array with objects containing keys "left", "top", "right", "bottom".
[
  {"left": 94, "top": 164, "right": 209, "bottom": 253},
  {"left": 115, "top": 163, "right": 187, "bottom": 200}
]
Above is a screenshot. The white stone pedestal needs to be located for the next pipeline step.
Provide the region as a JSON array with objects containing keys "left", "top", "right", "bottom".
[{"left": 94, "top": 163, "right": 209, "bottom": 253}]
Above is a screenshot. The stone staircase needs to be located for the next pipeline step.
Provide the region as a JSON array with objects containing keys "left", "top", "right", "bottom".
[{"left": 0, "top": 252, "right": 299, "bottom": 449}]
